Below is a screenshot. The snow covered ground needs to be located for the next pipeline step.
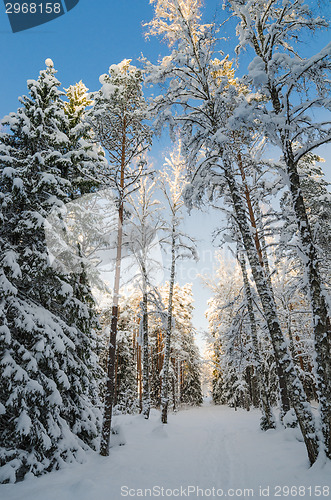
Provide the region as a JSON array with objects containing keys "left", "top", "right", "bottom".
[{"left": 2, "top": 403, "right": 330, "bottom": 500}]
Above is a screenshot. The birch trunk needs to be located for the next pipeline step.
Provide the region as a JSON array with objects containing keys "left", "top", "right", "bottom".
[
  {"left": 285, "top": 152, "right": 331, "bottom": 458},
  {"left": 223, "top": 162, "right": 319, "bottom": 464},
  {"left": 269, "top": 78, "right": 331, "bottom": 455},
  {"left": 238, "top": 251, "right": 276, "bottom": 431},
  {"left": 237, "top": 154, "right": 291, "bottom": 417}
]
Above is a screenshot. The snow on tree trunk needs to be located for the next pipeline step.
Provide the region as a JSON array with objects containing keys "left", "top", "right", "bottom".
[
  {"left": 286, "top": 153, "right": 331, "bottom": 458},
  {"left": 237, "top": 250, "right": 276, "bottom": 431},
  {"left": 236, "top": 153, "right": 291, "bottom": 418},
  {"left": 223, "top": 162, "right": 318, "bottom": 464}
]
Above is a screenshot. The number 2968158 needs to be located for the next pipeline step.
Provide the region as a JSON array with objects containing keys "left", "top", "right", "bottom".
[{"left": 5, "top": 3, "right": 62, "bottom": 14}]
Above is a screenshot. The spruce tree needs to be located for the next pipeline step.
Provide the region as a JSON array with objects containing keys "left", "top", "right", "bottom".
[
  {"left": 0, "top": 60, "right": 103, "bottom": 483},
  {"left": 170, "top": 284, "right": 203, "bottom": 407}
]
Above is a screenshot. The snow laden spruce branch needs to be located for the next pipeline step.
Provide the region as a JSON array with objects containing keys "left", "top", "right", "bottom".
[
  {"left": 145, "top": 0, "right": 331, "bottom": 464},
  {"left": 0, "top": 60, "right": 105, "bottom": 483}
]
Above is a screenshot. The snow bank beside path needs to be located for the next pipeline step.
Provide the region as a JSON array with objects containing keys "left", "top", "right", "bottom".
[{"left": 2, "top": 405, "right": 330, "bottom": 500}]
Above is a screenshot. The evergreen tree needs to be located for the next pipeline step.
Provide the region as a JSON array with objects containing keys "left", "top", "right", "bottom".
[
  {"left": 279, "top": 154, "right": 331, "bottom": 284},
  {"left": 170, "top": 284, "right": 202, "bottom": 407},
  {"left": 64, "top": 81, "right": 93, "bottom": 128},
  {"left": 101, "top": 293, "right": 139, "bottom": 415},
  {"left": 178, "top": 324, "right": 203, "bottom": 407},
  {"left": 0, "top": 60, "right": 103, "bottom": 483},
  {"left": 205, "top": 253, "right": 277, "bottom": 416},
  {"left": 63, "top": 80, "right": 108, "bottom": 196}
]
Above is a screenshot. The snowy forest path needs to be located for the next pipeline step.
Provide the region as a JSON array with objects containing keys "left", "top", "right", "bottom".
[{"left": 2, "top": 404, "right": 330, "bottom": 500}]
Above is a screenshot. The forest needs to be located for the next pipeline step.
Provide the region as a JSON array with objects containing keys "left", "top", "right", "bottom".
[{"left": 0, "top": 0, "right": 331, "bottom": 490}]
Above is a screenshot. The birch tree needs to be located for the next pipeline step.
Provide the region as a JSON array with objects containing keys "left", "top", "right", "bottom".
[
  {"left": 237, "top": 250, "right": 276, "bottom": 429},
  {"left": 159, "top": 141, "right": 197, "bottom": 423},
  {"left": 145, "top": 0, "right": 319, "bottom": 463},
  {"left": 127, "top": 177, "right": 162, "bottom": 418},
  {"left": 228, "top": 0, "right": 331, "bottom": 459}
]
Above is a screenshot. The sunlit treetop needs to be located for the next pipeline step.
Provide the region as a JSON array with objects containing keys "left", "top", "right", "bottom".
[
  {"left": 145, "top": 0, "right": 208, "bottom": 47},
  {"left": 64, "top": 81, "right": 92, "bottom": 127},
  {"left": 161, "top": 139, "right": 188, "bottom": 210}
]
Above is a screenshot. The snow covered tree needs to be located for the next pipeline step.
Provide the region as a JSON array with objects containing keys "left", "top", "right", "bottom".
[
  {"left": 228, "top": 0, "right": 331, "bottom": 458},
  {"left": 147, "top": 281, "right": 202, "bottom": 410},
  {"left": 127, "top": 176, "right": 162, "bottom": 418},
  {"left": 158, "top": 141, "right": 197, "bottom": 423},
  {"left": 206, "top": 256, "right": 252, "bottom": 408},
  {"left": 64, "top": 81, "right": 93, "bottom": 128},
  {"left": 63, "top": 80, "right": 107, "bottom": 196},
  {"left": 148, "top": 308, "right": 165, "bottom": 408},
  {"left": 100, "top": 293, "right": 139, "bottom": 415},
  {"left": 0, "top": 60, "right": 103, "bottom": 483},
  {"left": 237, "top": 250, "right": 276, "bottom": 428},
  {"left": 206, "top": 253, "right": 277, "bottom": 420},
  {"left": 210, "top": 145, "right": 292, "bottom": 421},
  {"left": 279, "top": 154, "right": 331, "bottom": 285},
  {"left": 272, "top": 258, "right": 317, "bottom": 402},
  {"left": 146, "top": 0, "right": 319, "bottom": 463},
  {"left": 171, "top": 284, "right": 202, "bottom": 407},
  {"left": 87, "top": 59, "right": 152, "bottom": 455}
]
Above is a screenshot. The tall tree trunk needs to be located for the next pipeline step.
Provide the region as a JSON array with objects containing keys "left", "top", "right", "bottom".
[
  {"left": 138, "top": 345, "right": 143, "bottom": 411},
  {"left": 114, "top": 351, "right": 119, "bottom": 407},
  {"left": 99, "top": 203, "right": 123, "bottom": 456},
  {"left": 161, "top": 225, "right": 176, "bottom": 424},
  {"left": 172, "top": 367, "right": 176, "bottom": 411},
  {"left": 177, "top": 360, "right": 181, "bottom": 405},
  {"left": 99, "top": 127, "right": 126, "bottom": 457},
  {"left": 223, "top": 161, "right": 318, "bottom": 464},
  {"left": 141, "top": 273, "right": 151, "bottom": 419},
  {"left": 285, "top": 152, "right": 331, "bottom": 458},
  {"left": 237, "top": 153, "right": 291, "bottom": 417},
  {"left": 237, "top": 250, "right": 276, "bottom": 430}
]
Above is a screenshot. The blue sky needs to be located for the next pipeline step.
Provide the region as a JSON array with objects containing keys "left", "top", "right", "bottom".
[
  {"left": 0, "top": 0, "right": 159, "bottom": 115},
  {"left": 0, "top": 0, "right": 224, "bottom": 337},
  {"left": 1, "top": 0, "right": 330, "bottom": 338}
]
